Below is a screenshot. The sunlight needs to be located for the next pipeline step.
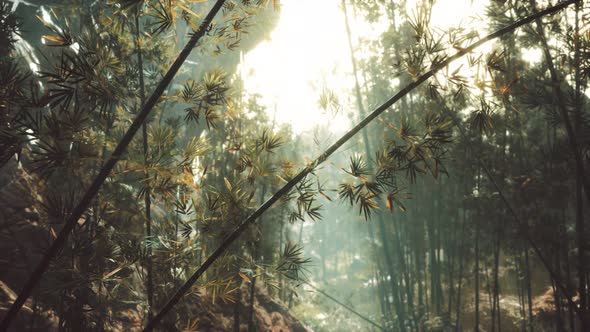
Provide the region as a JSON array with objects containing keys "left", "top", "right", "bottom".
[
  {"left": 428, "top": 0, "right": 488, "bottom": 31},
  {"left": 3, "top": 1, "right": 586, "bottom": 331},
  {"left": 522, "top": 47, "right": 543, "bottom": 65},
  {"left": 240, "top": 0, "right": 491, "bottom": 135},
  {"left": 240, "top": 0, "right": 370, "bottom": 135},
  {"left": 427, "top": 0, "right": 493, "bottom": 91}
]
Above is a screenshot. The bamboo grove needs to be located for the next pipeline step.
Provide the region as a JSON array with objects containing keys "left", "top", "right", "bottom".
[{"left": 1, "top": 0, "right": 590, "bottom": 331}]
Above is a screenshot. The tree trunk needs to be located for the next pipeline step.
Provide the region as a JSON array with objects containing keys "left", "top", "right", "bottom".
[
  {"left": 378, "top": 215, "right": 406, "bottom": 332},
  {"left": 524, "top": 247, "right": 534, "bottom": 332},
  {"left": 455, "top": 207, "right": 467, "bottom": 332},
  {"left": 491, "top": 228, "right": 501, "bottom": 332},
  {"left": 475, "top": 213, "right": 480, "bottom": 332},
  {"left": 574, "top": 0, "right": 588, "bottom": 327},
  {"left": 134, "top": 7, "right": 154, "bottom": 321}
]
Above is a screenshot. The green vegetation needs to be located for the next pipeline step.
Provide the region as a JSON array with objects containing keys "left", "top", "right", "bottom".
[{"left": 1, "top": 0, "right": 590, "bottom": 331}]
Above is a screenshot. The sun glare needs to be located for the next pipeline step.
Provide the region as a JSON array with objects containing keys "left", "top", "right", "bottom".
[
  {"left": 428, "top": 0, "right": 488, "bottom": 31},
  {"left": 240, "top": 0, "right": 355, "bottom": 135},
  {"left": 240, "top": 0, "right": 490, "bottom": 135}
]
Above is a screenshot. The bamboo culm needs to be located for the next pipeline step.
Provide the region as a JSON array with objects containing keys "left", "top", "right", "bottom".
[
  {"left": 0, "top": 1, "right": 228, "bottom": 330},
  {"left": 143, "top": 1, "right": 578, "bottom": 330}
]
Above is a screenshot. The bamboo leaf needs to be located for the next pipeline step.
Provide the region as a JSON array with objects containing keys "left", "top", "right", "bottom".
[
  {"left": 238, "top": 272, "right": 251, "bottom": 283},
  {"left": 224, "top": 177, "right": 232, "bottom": 191}
]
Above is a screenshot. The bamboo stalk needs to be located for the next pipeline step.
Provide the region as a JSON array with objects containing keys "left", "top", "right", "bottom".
[
  {"left": 134, "top": 5, "right": 154, "bottom": 322},
  {"left": 143, "top": 1, "right": 577, "bottom": 330},
  {"left": 0, "top": 1, "right": 227, "bottom": 330}
]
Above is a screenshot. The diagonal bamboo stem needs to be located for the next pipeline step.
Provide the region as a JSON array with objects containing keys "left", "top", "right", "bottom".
[
  {"left": 0, "top": 1, "right": 227, "bottom": 330},
  {"left": 143, "top": 1, "right": 577, "bottom": 330},
  {"left": 342, "top": 0, "right": 407, "bottom": 329},
  {"left": 304, "top": 281, "right": 386, "bottom": 331}
]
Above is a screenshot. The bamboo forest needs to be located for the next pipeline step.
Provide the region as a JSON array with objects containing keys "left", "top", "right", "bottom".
[{"left": 4, "top": 0, "right": 590, "bottom": 331}]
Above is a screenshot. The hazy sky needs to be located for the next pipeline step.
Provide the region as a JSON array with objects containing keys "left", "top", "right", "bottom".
[{"left": 240, "top": 0, "right": 489, "bottom": 135}]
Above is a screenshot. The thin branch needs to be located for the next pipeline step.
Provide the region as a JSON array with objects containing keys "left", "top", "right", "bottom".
[
  {"left": 142, "top": 1, "right": 577, "bottom": 330},
  {"left": 0, "top": 1, "right": 227, "bottom": 330},
  {"left": 305, "top": 281, "right": 385, "bottom": 331}
]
